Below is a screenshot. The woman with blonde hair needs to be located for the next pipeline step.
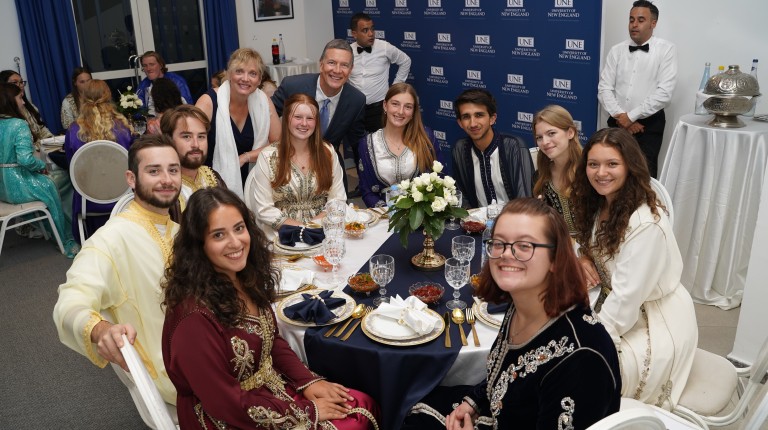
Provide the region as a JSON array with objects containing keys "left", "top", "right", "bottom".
[
  {"left": 196, "top": 48, "right": 280, "bottom": 197},
  {"left": 532, "top": 104, "right": 582, "bottom": 234},
  {"left": 248, "top": 93, "right": 345, "bottom": 231},
  {"left": 357, "top": 83, "right": 437, "bottom": 208},
  {"left": 65, "top": 79, "right": 133, "bottom": 241}
]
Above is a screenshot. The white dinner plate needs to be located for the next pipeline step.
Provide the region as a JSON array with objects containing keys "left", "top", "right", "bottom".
[
  {"left": 350, "top": 209, "right": 376, "bottom": 226},
  {"left": 276, "top": 289, "right": 355, "bottom": 327},
  {"left": 475, "top": 301, "right": 505, "bottom": 329},
  {"left": 361, "top": 308, "right": 445, "bottom": 346}
]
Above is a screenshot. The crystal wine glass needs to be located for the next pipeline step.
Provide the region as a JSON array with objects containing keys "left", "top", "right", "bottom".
[
  {"left": 445, "top": 257, "right": 470, "bottom": 310},
  {"left": 322, "top": 216, "right": 344, "bottom": 239},
  {"left": 370, "top": 254, "right": 395, "bottom": 307},
  {"left": 132, "top": 118, "right": 147, "bottom": 136},
  {"left": 322, "top": 237, "right": 346, "bottom": 288},
  {"left": 445, "top": 190, "right": 463, "bottom": 230},
  {"left": 325, "top": 199, "right": 347, "bottom": 224},
  {"left": 452, "top": 235, "right": 475, "bottom": 264}
]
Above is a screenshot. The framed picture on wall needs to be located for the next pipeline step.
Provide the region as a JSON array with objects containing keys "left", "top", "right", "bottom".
[{"left": 254, "top": 0, "right": 294, "bottom": 21}]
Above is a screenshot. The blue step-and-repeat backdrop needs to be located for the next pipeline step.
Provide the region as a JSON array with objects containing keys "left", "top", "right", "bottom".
[{"left": 332, "top": 0, "right": 603, "bottom": 175}]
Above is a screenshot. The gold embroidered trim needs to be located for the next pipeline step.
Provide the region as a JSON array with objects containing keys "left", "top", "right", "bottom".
[
  {"left": 247, "top": 403, "right": 312, "bottom": 429},
  {"left": 632, "top": 305, "right": 652, "bottom": 401},
  {"left": 180, "top": 166, "right": 219, "bottom": 208},
  {"left": 557, "top": 397, "right": 575, "bottom": 430},
  {"left": 84, "top": 312, "right": 107, "bottom": 367},
  {"left": 347, "top": 407, "right": 379, "bottom": 430},
  {"left": 117, "top": 201, "right": 174, "bottom": 265}
]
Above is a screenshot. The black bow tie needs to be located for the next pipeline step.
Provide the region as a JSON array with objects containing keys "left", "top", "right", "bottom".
[
  {"left": 629, "top": 43, "right": 649, "bottom": 53},
  {"left": 357, "top": 46, "right": 372, "bottom": 54}
]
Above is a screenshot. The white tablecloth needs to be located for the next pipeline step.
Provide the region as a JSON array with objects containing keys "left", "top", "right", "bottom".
[
  {"left": 266, "top": 58, "right": 319, "bottom": 85},
  {"left": 659, "top": 114, "right": 768, "bottom": 309},
  {"left": 274, "top": 220, "right": 498, "bottom": 387}
]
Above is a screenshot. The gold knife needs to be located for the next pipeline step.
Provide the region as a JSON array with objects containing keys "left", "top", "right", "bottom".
[
  {"left": 443, "top": 311, "right": 451, "bottom": 348},
  {"left": 341, "top": 311, "right": 368, "bottom": 341}
]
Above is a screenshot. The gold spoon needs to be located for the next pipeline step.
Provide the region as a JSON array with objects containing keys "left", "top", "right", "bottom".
[
  {"left": 452, "top": 308, "right": 468, "bottom": 346},
  {"left": 329, "top": 303, "right": 365, "bottom": 338}
]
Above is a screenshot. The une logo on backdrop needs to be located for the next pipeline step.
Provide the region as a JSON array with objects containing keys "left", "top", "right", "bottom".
[
  {"left": 366, "top": 0, "right": 376, "bottom": 7},
  {"left": 339, "top": 0, "right": 349, "bottom": 7},
  {"left": 428, "top": 0, "right": 442, "bottom": 7},
  {"left": 518, "top": 37, "right": 534, "bottom": 47},
  {"left": 553, "top": 79, "right": 571, "bottom": 90},
  {"left": 434, "top": 130, "right": 447, "bottom": 140},
  {"left": 554, "top": 0, "right": 574, "bottom": 7},
  {"left": 437, "top": 33, "right": 451, "bottom": 43},
  {"left": 507, "top": 74, "right": 524, "bottom": 84},
  {"left": 467, "top": 70, "right": 482, "bottom": 80},
  {"left": 517, "top": 112, "right": 533, "bottom": 123},
  {"left": 404, "top": 32, "right": 416, "bottom": 41},
  {"left": 395, "top": 0, "right": 407, "bottom": 6},
  {"left": 475, "top": 35, "right": 490, "bottom": 45},
  {"left": 465, "top": 0, "right": 480, "bottom": 6},
  {"left": 566, "top": 39, "right": 585, "bottom": 50},
  {"left": 508, "top": 0, "right": 524, "bottom": 6},
  {"left": 376, "top": 30, "right": 385, "bottom": 38},
  {"left": 440, "top": 100, "right": 453, "bottom": 109},
  {"left": 431, "top": 66, "right": 444, "bottom": 76}
]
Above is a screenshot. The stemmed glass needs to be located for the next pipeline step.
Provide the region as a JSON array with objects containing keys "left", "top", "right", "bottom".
[
  {"left": 445, "top": 257, "right": 470, "bottom": 310},
  {"left": 322, "top": 216, "right": 344, "bottom": 239},
  {"left": 452, "top": 236, "right": 475, "bottom": 264},
  {"left": 325, "top": 199, "right": 347, "bottom": 223},
  {"left": 370, "top": 254, "right": 395, "bottom": 307},
  {"left": 132, "top": 117, "right": 147, "bottom": 136},
  {"left": 445, "top": 190, "right": 463, "bottom": 230},
  {"left": 322, "top": 237, "right": 346, "bottom": 288}
]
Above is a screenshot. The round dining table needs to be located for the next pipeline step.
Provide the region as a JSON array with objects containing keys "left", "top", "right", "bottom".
[{"left": 273, "top": 218, "right": 502, "bottom": 430}]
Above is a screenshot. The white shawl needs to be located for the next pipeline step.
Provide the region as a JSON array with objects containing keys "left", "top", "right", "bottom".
[{"left": 212, "top": 80, "right": 270, "bottom": 198}]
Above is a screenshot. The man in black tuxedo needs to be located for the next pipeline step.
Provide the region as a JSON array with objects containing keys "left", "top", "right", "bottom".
[{"left": 272, "top": 39, "right": 366, "bottom": 197}]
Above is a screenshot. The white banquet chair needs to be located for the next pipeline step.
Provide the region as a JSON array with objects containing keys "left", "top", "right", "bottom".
[
  {"left": 586, "top": 407, "right": 668, "bottom": 430},
  {"left": 650, "top": 177, "right": 674, "bottom": 226},
  {"left": 110, "top": 192, "right": 135, "bottom": 218},
  {"left": 0, "top": 199, "right": 65, "bottom": 260}
]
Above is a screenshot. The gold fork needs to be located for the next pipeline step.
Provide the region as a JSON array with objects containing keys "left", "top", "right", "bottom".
[
  {"left": 274, "top": 254, "right": 308, "bottom": 262},
  {"left": 341, "top": 306, "right": 373, "bottom": 341},
  {"left": 466, "top": 307, "right": 480, "bottom": 347}
]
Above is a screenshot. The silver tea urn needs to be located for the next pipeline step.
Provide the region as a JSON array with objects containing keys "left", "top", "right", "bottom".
[{"left": 703, "top": 65, "right": 760, "bottom": 128}]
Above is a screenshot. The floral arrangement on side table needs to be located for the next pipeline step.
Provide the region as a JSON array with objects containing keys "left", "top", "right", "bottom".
[
  {"left": 387, "top": 161, "right": 468, "bottom": 270},
  {"left": 117, "top": 86, "right": 145, "bottom": 119}
]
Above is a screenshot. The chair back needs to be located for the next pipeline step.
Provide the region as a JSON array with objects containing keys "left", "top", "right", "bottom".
[
  {"left": 69, "top": 140, "right": 130, "bottom": 204},
  {"left": 529, "top": 146, "right": 540, "bottom": 171},
  {"left": 110, "top": 193, "right": 135, "bottom": 218},
  {"left": 740, "top": 381, "right": 768, "bottom": 429},
  {"left": 586, "top": 408, "right": 667, "bottom": 430},
  {"left": 650, "top": 178, "right": 674, "bottom": 226},
  {"left": 118, "top": 334, "right": 177, "bottom": 430}
]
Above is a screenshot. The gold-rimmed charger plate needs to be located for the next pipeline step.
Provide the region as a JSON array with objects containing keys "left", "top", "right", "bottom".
[
  {"left": 272, "top": 238, "right": 322, "bottom": 255},
  {"left": 276, "top": 290, "right": 356, "bottom": 327},
  {"left": 361, "top": 308, "right": 445, "bottom": 346},
  {"left": 474, "top": 302, "right": 505, "bottom": 329},
  {"left": 352, "top": 209, "right": 377, "bottom": 226}
]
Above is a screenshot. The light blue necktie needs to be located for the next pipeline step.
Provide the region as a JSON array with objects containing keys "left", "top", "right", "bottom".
[{"left": 320, "top": 98, "right": 331, "bottom": 134}]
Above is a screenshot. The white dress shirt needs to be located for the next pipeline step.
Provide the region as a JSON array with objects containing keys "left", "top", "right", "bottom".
[
  {"left": 471, "top": 147, "right": 509, "bottom": 207},
  {"left": 597, "top": 36, "right": 677, "bottom": 122},
  {"left": 349, "top": 39, "right": 411, "bottom": 104}
]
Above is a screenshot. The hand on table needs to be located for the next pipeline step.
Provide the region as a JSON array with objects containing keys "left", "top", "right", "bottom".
[
  {"left": 445, "top": 401, "right": 477, "bottom": 430},
  {"left": 578, "top": 255, "right": 600, "bottom": 289},
  {"left": 90, "top": 320, "right": 137, "bottom": 372}
]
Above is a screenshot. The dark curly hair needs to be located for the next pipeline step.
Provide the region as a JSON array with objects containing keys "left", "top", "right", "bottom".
[
  {"left": 572, "top": 128, "right": 661, "bottom": 259},
  {"left": 475, "top": 198, "right": 588, "bottom": 317},
  {"left": 162, "top": 187, "right": 278, "bottom": 327}
]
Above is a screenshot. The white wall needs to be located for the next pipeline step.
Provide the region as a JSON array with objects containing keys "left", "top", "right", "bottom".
[
  {"left": 0, "top": 0, "right": 26, "bottom": 84},
  {"left": 234, "top": 0, "right": 334, "bottom": 66},
  {"left": 600, "top": 0, "right": 768, "bottom": 161}
]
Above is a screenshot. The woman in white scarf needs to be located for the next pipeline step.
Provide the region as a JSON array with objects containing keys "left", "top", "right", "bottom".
[{"left": 196, "top": 48, "right": 280, "bottom": 198}]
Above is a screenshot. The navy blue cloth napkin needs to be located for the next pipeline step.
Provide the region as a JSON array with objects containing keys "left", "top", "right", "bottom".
[
  {"left": 487, "top": 302, "right": 509, "bottom": 314},
  {"left": 278, "top": 226, "right": 325, "bottom": 246},
  {"left": 284, "top": 290, "right": 346, "bottom": 324}
]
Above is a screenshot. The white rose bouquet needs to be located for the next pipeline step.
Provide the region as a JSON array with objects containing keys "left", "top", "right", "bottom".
[
  {"left": 117, "top": 86, "right": 145, "bottom": 118},
  {"left": 388, "top": 160, "right": 469, "bottom": 248}
]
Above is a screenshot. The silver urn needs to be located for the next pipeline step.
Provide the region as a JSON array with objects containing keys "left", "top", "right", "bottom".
[{"left": 703, "top": 65, "right": 760, "bottom": 128}]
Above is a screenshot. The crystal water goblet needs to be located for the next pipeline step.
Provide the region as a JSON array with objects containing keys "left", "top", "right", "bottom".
[
  {"left": 451, "top": 235, "right": 475, "bottom": 264},
  {"left": 370, "top": 254, "right": 395, "bottom": 307},
  {"left": 322, "top": 237, "right": 346, "bottom": 288},
  {"left": 445, "top": 257, "right": 470, "bottom": 310},
  {"left": 445, "top": 190, "right": 463, "bottom": 230}
]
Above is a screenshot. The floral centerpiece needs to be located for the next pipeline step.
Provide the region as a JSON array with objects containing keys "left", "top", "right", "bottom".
[
  {"left": 117, "top": 86, "right": 145, "bottom": 119},
  {"left": 388, "top": 161, "right": 468, "bottom": 270}
]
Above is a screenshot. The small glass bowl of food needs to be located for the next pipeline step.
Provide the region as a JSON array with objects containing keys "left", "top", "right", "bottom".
[
  {"left": 344, "top": 221, "right": 367, "bottom": 238},
  {"left": 470, "top": 273, "right": 481, "bottom": 289},
  {"left": 312, "top": 254, "right": 333, "bottom": 272},
  {"left": 460, "top": 218, "right": 486, "bottom": 234},
  {"left": 409, "top": 282, "right": 445, "bottom": 305},
  {"left": 347, "top": 272, "right": 379, "bottom": 295}
]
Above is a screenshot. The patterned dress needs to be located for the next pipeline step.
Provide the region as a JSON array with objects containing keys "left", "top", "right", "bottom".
[
  {"left": 162, "top": 299, "right": 378, "bottom": 429},
  {"left": 407, "top": 305, "right": 621, "bottom": 430},
  {"left": 0, "top": 117, "right": 78, "bottom": 257},
  {"left": 541, "top": 181, "right": 577, "bottom": 236}
]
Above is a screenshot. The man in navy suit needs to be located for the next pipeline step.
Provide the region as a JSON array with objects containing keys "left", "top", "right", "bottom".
[{"left": 272, "top": 39, "right": 366, "bottom": 196}]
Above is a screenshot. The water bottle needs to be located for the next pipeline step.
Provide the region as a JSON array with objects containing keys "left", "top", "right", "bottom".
[
  {"left": 694, "top": 62, "right": 711, "bottom": 115},
  {"left": 480, "top": 219, "right": 494, "bottom": 269},
  {"left": 271, "top": 38, "right": 279, "bottom": 65},
  {"left": 745, "top": 59, "right": 759, "bottom": 117},
  {"left": 278, "top": 34, "right": 286, "bottom": 64}
]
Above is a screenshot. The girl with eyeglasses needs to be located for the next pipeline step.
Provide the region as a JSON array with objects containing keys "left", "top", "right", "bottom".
[
  {"left": 405, "top": 198, "right": 621, "bottom": 430},
  {"left": 0, "top": 70, "right": 53, "bottom": 145},
  {"left": 572, "top": 127, "right": 697, "bottom": 410}
]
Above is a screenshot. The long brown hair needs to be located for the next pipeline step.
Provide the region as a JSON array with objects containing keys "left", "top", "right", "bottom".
[
  {"left": 69, "top": 67, "right": 92, "bottom": 112},
  {"left": 383, "top": 83, "right": 435, "bottom": 172},
  {"left": 572, "top": 128, "right": 661, "bottom": 259},
  {"left": 475, "top": 198, "right": 588, "bottom": 317},
  {"left": 162, "top": 187, "right": 278, "bottom": 327},
  {"left": 532, "top": 105, "right": 582, "bottom": 197},
  {"left": 76, "top": 79, "right": 131, "bottom": 141},
  {"left": 271, "top": 93, "right": 333, "bottom": 194},
  {"left": 0, "top": 83, "right": 24, "bottom": 119}
]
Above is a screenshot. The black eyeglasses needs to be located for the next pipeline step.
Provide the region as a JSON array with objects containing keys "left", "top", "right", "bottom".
[
  {"left": 484, "top": 239, "right": 555, "bottom": 262},
  {"left": 9, "top": 79, "right": 27, "bottom": 87}
]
